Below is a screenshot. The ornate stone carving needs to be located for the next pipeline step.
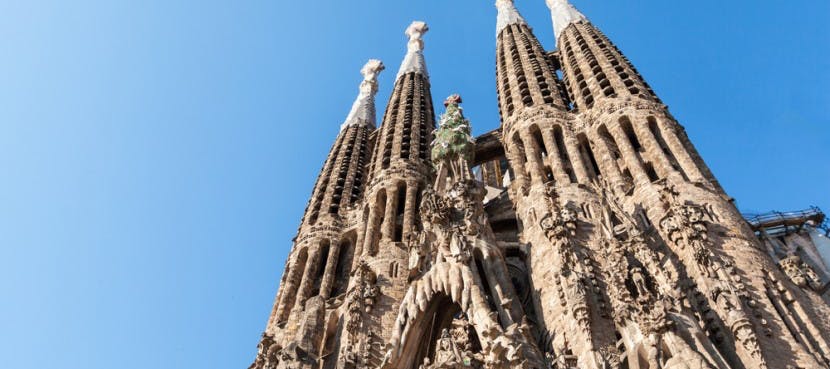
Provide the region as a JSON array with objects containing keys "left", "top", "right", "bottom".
[
  {"left": 340, "top": 59, "right": 385, "bottom": 132},
  {"left": 779, "top": 254, "right": 823, "bottom": 291},
  {"left": 483, "top": 320, "right": 545, "bottom": 369},
  {"left": 539, "top": 183, "right": 579, "bottom": 271},
  {"left": 335, "top": 262, "right": 381, "bottom": 369},
  {"left": 397, "top": 21, "right": 429, "bottom": 79},
  {"left": 354, "top": 261, "right": 379, "bottom": 314},
  {"left": 659, "top": 185, "right": 713, "bottom": 270},
  {"left": 249, "top": 334, "right": 279, "bottom": 369},
  {"left": 421, "top": 188, "right": 451, "bottom": 226},
  {"left": 407, "top": 231, "right": 430, "bottom": 281},
  {"left": 657, "top": 184, "right": 770, "bottom": 368},
  {"left": 430, "top": 329, "right": 469, "bottom": 369}
]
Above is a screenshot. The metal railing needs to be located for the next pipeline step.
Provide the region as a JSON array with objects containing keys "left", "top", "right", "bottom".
[{"left": 743, "top": 207, "right": 827, "bottom": 235}]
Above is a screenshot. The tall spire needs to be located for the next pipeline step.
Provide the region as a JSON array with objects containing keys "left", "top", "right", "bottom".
[
  {"left": 341, "top": 59, "right": 385, "bottom": 132},
  {"left": 546, "top": 0, "right": 588, "bottom": 41},
  {"left": 396, "top": 21, "right": 429, "bottom": 80},
  {"left": 495, "top": 0, "right": 527, "bottom": 36}
]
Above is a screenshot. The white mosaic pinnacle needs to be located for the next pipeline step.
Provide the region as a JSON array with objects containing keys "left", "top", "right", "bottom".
[
  {"left": 546, "top": 0, "right": 588, "bottom": 42},
  {"left": 396, "top": 21, "right": 429, "bottom": 80},
  {"left": 495, "top": 0, "right": 527, "bottom": 36},
  {"left": 341, "top": 59, "right": 385, "bottom": 132}
]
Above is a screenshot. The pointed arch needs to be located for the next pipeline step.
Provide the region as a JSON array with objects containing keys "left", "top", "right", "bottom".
[
  {"left": 276, "top": 247, "right": 309, "bottom": 323},
  {"left": 388, "top": 262, "right": 502, "bottom": 369},
  {"left": 331, "top": 231, "right": 357, "bottom": 297}
]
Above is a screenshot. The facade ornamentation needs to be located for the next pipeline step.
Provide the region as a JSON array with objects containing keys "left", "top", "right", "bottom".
[
  {"left": 539, "top": 183, "right": 578, "bottom": 270},
  {"left": 249, "top": 3, "right": 830, "bottom": 369},
  {"left": 658, "top": 184, "right": 773, "bottom": 368},
  {"left": 779, "top": 254, "right": 823, "bottom": 291}
]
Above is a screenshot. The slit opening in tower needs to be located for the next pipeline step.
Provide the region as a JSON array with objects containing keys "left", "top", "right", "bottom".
[
  {"left": 400, "top": 76, "right": 416, "bottom": 160},
  {"left": 518, "top": 26, "right": 556, "bottom": 106},
  {"left": 491, "top": 218, "right": 519, "bottom": 243},
  {"left": 331, "top": 131, "right": 357, "bottom": 214},
  {"left": 596, "top": 124, "right": 628, "bottom": 186},
  {"left": 389, "top": 261, "right": 400, "bottom": 279},
  {"left": 530, "top": 125, "right": 548, "bottom": 159},
  {"left": 369, "top": 189, "right": 387, "bottom": 255},
  {"left": 577, "top": 133, "right": 601, "bottom": 180},
  {"left": 380, "top": 84, "right": 400, "bottom": 170},
  {"left": 309, "top": 175, "right": 328, "bottom": 225},
  {"left": 553, "top": 125, "right": 577, "bottom": 183},
  {"left": 497, "top": 40, "right": 514, "bottom": 117},
  {"left": 311, "top": 239, "right": 331, "bottom": 297},
  {"left": 331, "top": 233, "right": 356, "bottom": 297},
  {"left": 619, "top": 116, "right": 643, "bottom": 152},
  {"left": 394, "top": 182, "right": 407, "bottom": 242},
  {"left": 414, "top": 186, "right": 423, "bottom": 226},
  {"left": 644, "top": 162, "right": 659, "bottom": 182},
  {"left": 279, "top": 247, "right": 308, "bottom": 323},
  {"left": 544, "top": 166, "right": 554, "bottom": 182},
  {"left": 648, "top": 117, "right": 689, "bottom": 181},
  {"left": 351, "top": 130, "right": 369, "bottom": 204}
]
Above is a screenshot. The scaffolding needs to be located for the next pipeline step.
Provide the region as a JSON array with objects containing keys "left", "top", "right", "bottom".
[{"left": 744, "top": 207, "right": 829, "bottom": 236}]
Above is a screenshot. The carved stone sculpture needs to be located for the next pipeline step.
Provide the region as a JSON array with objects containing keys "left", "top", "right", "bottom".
[{"left": 779, "top": 254, "right": 823, "bottom": 291}]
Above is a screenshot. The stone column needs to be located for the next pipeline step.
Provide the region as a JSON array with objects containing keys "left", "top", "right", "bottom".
[
  {"left": 587, "top": 129, "right": 623, "bottom": 185},
  {"left": 319, "top": 241, "right": 342, "bottom": 299},
  {"left": 362, "top": 204, "right": 379, "bottom": 256},
  {"left": 275, "top": 256, "right": 305, "bottom": 323},
  {"left": 354, "top": 218, "right": 367, "bottom": 259},
  {"left": 608, "top": 122, "right": 649, "bottom": 186},
  {"left": 657, "top": 120, "right": 706, "bottom": 182},
  {"left": 520, "top": 130, "right": 548, "bottom": 184},
  {"left": 633, "top": 120, "right": 676, "bottom": 180},
  {"left": 541, "top": 128, "right": 572, "bottom": 184},
  {"left": 402, "top": 181, "right": 419, "bottom": 237},
  {"left": 294, "top": 245, "right": 323, "bottom": 311},
  {"left": 489, "top": 257, "right": 525, "bottom": 324},
  {"left": 382, "top": 185, "right": 399, "bottom": 242},
  {"left": 505, "top": 143, "right": 528, "bottom": 193},
  {"left": 564, "top": 134, "right": 589, "bottom": 184}
]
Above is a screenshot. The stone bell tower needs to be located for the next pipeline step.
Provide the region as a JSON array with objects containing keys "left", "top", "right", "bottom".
[
  {"left": 338, "top": 20, "right": 438, "bottom": 369},
  {"left": 252, "top": 59, "right": 386, "bottom": 369}
]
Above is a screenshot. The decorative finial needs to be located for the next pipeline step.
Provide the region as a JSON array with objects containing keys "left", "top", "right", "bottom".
[
  {"left": 405, "top": 21, "right": 429, "bottom": 52},
  {"left": 359, "top": 59, "right": 385, "bottom": 95},
  {"left": 397, "top": 21, "right": 430, "bottom": 79},
  {"left": 495, "top": 0, "right": 527, "bottom": 36},
  {"left": 444, "top": 94, "right": 462, "bottom": 107},
  {"left": 341, "top": 59, "right": 385, "bottom": 132},
  {"left": 431, "top": 94, "right": 475, "bottom": 178},
  {"left": 546, "top": 0, "right": 588, "bottom": 42}
]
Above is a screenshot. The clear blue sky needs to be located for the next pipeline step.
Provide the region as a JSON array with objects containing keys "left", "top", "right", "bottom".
[{"left": 0, "top": 1, "right": 827, "bottom": 368}]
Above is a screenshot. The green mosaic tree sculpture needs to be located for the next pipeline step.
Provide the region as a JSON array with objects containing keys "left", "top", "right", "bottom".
[
  {"left": 431, "top": 94, "right": 476, "bottom": 190},
  {"left": 432, "top": 94, "right": 474, "bottom": 167}
]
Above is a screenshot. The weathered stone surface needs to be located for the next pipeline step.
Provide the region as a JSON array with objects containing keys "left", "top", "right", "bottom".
[{"left": 249, "top": 3, "right": 830, "bottom": 369}]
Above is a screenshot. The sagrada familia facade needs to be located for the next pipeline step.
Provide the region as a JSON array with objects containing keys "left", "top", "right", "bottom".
[{"left": 249, "top": 1, "right": 830, "bottom": 369}]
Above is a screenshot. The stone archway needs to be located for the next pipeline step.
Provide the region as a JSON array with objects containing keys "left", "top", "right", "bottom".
[
  {"left": 388, "top": 261, "right": 502, "bottom": 369},
  {"left": 402, "top": 295, "right": 485, "bottom": 369}
]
